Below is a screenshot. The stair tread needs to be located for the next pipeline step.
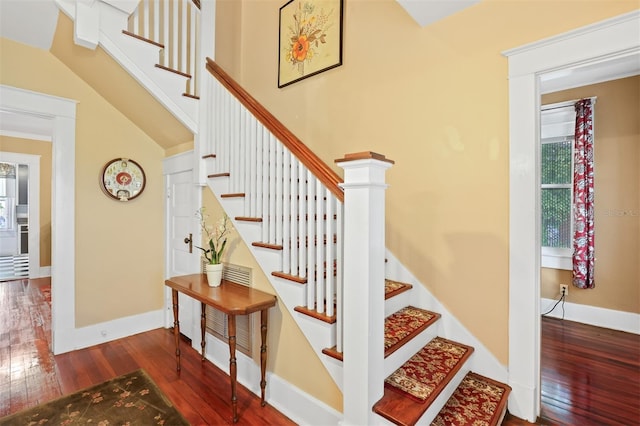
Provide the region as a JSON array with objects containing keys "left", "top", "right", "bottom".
[
  {"left": 432, "top": 372, "right": 512, "bottom": 426},
  {"left": 385, "top": 306, "right": 441, "bottom": 358},
  {"left": 385, "top": 279, "right": 413, "bottom": 299},
  {"left": 373, "top": 337, "right": 474, "bottom": 426}
]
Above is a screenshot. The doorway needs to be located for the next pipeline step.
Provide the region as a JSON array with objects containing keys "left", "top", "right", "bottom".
[
  {"left": 0, "top": 152, "right": 42, "bottom": 281},
  {"left": 0, "top": 84, "right": 77, "bottom": 355},
  {"left": 503, "top": 11, "right": 640, "bottom": 422}
]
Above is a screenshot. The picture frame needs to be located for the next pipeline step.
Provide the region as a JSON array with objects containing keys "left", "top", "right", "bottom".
[{"left": 278, "top": 0, "right": 343, "bottom": 88}]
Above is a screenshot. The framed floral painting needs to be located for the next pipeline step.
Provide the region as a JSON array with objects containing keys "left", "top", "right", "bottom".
[{"left": 278, "top": 0, "right": 343, "bottom": 88}]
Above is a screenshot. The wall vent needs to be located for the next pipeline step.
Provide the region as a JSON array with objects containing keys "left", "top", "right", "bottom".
[{"left": 202, "top": 262, "right": 253, "bottom": 356}]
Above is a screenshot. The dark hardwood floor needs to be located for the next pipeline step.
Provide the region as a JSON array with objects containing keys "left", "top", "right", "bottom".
[
  {"left": 1, "top": 278, "right": 638, "bottom": 425},
  {"left": 0, "top": 277, "right": 296, "bottom": 425},
  {"left": 539, "top": 316, "right": 640, "bottom": 425}
]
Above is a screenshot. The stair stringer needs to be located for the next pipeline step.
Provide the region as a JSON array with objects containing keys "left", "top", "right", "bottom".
[
  {"left": 384, "top": 249, "right": 508, "bottom": 384},
  {"left": 209, "top": 178, "right": 345, "bottom": 392},
  {"left": 55, "top": 0, "right": 198, "bottom": 133}
]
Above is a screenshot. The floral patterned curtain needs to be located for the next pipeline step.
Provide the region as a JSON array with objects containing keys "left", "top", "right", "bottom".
[{"left": 573, "top": 99, "right": 595, "bottom": 289}]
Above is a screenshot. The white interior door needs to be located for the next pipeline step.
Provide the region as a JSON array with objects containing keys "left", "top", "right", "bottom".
[{"left": 164, "top": 152, "right": 201, "bottom": 340}]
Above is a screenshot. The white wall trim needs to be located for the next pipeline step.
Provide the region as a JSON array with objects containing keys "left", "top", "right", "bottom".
[
  {"left": 55, "top": 309, "right": 165, "bottom": 353},
  {"left": 541, "top": 298, "right": 640, "bottom": 335},
  {"left": 503, "top": 11, "right": 640, "bottom": 422},
  {"left": 0, "top": 85, "right": 78, "bottom": 356},
  {"left": 204, "top": 333, "right": 343, "bottom": 426}
]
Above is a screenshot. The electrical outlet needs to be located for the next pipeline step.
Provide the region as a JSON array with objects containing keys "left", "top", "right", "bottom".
[{"left": 560, "top": 284, "right": 569, "bottom": 296}]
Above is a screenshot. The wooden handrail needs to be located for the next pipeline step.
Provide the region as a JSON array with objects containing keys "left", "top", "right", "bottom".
[{"left": 206, "top": 58, "right": 344, "bottom": 202}]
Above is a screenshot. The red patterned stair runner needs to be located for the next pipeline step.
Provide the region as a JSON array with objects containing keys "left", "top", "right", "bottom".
[
  {"left": 385, "top": 279, "right": 412, "bottom": 299},
  {"left": 373, "top": 337, "right": 474, "bottom": 426},
  {"left": 432, "top": 372, "right": 512, "bottom": 426},
  {"left": 385, "top": 306, "right": 440, "bottom": 357}
]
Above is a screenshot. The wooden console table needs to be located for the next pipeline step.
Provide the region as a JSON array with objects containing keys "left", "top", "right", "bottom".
[{"left": 165, "top": 274, "right": 277, "bottom": 423}]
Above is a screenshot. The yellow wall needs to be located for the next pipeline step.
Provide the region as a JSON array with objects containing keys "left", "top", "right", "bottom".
[
  {"left": 541, "top": 76, "right": 640, "bottom": 314},
  {"left": 0, "top": 37, "right": 165, "bottom": 327},
  {"left": 0, "top": 136, "right": 53, "bottom": 267},
  {"left": 213, "top": 0, "right": 639, "bottom": 365},
  {"left": 201, "top": 188, "right": 343, "bottom": 411}
]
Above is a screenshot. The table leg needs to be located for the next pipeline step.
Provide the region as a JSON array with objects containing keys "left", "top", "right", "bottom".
[
  {"left": 260, "top": 309, "right": 268, "bottom": 406},
  {"left": 228, "top": 314, "right": 238, "bottom": 423},
  {"left": 200, "top": 302, "right": 206, "bottom": 361},
  {"left": 171, "top": 289, "right": 181, "bottom": 372}
]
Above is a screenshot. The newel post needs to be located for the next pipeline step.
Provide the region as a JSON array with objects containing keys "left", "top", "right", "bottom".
[{"left": 336, "top": 151, "right": 394, "bottom": 426}]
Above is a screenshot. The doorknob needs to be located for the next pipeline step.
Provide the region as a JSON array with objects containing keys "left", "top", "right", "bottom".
[{"left": 184, "top": 233, "right": 193, "bottom": 253}]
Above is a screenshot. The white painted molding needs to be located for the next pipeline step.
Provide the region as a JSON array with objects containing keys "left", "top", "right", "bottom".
[
  {"left": 541, "top": 298, "right": 640, "bottom": 335},
  {"left": 203, "top": 333, "right": 343, "bottom": 425},
  {"left": 55, "top": 309, "right": 165, "bottom": 354},
  {"left": 0, "top": 85, "right": 77, "bottom": 357},
  {"left": 503, "top": 11, "right": 640, "bottom": 422}
]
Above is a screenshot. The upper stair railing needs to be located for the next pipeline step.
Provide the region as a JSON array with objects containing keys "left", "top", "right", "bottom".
[
  {"left": 204, "top": 59, "right": 347, "bottom": 353},
  {"left": 127, "top": 0, "right": 201, "bottom": 98}
]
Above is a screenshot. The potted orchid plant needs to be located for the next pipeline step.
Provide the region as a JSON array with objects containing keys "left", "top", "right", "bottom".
[{"left": 195, "top": 207, "right": 233, "bottom": 286}]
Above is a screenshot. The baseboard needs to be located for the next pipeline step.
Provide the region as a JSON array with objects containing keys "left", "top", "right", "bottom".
[
  {"left": 53, "top": 309, "right": 165, "bottom": 354},
  {"left": 541, "top": 297, "right": 640, "bottom": 334},
  {"left": 203, "top": 333, "right": 343, "bottom": 425}
]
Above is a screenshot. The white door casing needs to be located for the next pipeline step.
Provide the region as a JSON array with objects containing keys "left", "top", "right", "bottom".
[
  {"left": 164, "top": 150, "right": 201, "bottom": 341},
  {"left": 0, "top": 85, "right": 77, "bottom": 355},
  {"left": 503, "top": 11, "right": 640, "bottom": 421}
]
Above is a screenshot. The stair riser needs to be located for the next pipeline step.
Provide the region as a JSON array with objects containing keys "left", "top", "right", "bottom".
[
  {"left": 385, "top": 289, "right": 414, "bottom": 317},
  {"left": 415, "top": 365, "right": 471, "bottom": 425}
]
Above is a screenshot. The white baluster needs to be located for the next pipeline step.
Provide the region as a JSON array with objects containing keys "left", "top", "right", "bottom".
[
  {"left": 256, "top": 126, "right": 264, "bottom": 221},
  {"left": 249, "top": 117, "right": 258, "bottom": 218},
  {"left": 162, "top": 0, "right": 169, "bottom": 68},
  {"left": 231, "top": 100, "right": 240, "bottom": 192},
  {"left": 326, "top": 193, "right": 335, "bottom": 318},
  {"left": 180, "top": 0, "right": 187, "bottom": 74},
  {"left": 172, "top": 0, "right": 178, "bottom": 70},
  {"left": 241, "top": 109, "right": 249, "bottom": 216},
  {"left": 189, "top": 3, "right": 197, "bottom": 93},
  {"left": 261, "top": 130, "right": 269, "bottom": 242},
  {"left": 275, "top": 143, "right": 283, "bottom": 246},
  {"left": 153, "top": 0, "right": 159, "bottom": 42},
  {"left": 316, "top": 180, "right": 325, "bottom": 314},
  {"left": 194, "top": 10, "right": 200, "bottom": 95},
  {"left": 283, "top": 151, "right": 291, "bottom": 274},
  {"left": 298, "top": 163, "right": 307, "bottom": 278},
  {"left": 290, "top": 158, "right": 299, "bottom": 276},
  {"left": 306, "top": 172, "right": 316, "bottom": 309},
  {"left": 268, "top": 135, "right": 277, "bottom": 245}
]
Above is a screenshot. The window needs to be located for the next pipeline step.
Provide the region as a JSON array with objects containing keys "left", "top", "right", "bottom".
[{"left": 540, "top": 104, "right": 575, "bottom": 270}]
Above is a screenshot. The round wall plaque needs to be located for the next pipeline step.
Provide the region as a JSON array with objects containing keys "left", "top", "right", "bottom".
[{"left": 100, "top": 158, "right": 146, "bottom": 201}]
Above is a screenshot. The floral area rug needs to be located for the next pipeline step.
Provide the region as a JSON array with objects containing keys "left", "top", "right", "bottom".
[
  {"left": 431, "top": 372, "right": 511, "bottom": 426},
  {"left": 385, "top": 337, "right": 471, "bottom": 402},
  {"left": 385, "top": 306, "right": 439, "bottom": 353},
  {"left": 0, "top": 369, "right": 189, "bottom": 426}
]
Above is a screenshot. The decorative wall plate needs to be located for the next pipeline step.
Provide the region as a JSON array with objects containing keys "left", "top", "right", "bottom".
[{"left": 100, "top": 158, "right": 146, "bottom": 201}]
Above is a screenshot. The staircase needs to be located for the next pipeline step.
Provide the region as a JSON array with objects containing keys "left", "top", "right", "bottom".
[{"left": 58, "top": 0, "right": 511, "bottom": 423}]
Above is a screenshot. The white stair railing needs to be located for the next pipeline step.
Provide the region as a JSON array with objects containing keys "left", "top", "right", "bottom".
[
  {"left": 204, "top": 59, "right": 346, "bottom": 352},
  {"left": 128, "top": 0, "right": 201, "bottom": 97}
]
